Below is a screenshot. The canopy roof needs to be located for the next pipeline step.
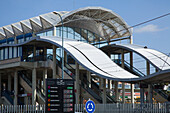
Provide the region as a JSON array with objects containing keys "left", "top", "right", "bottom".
[{"left": 0, "top": 7, "right": 132, "bottom": 41}]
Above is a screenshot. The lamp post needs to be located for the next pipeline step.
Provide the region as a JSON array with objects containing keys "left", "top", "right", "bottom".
[{"left": 55, "top": 13, "right": 64, "bottom": 79}]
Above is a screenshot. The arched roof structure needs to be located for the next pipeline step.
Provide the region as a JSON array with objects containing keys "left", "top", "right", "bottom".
[
  {"left": 101, "top": 44, "right": 170, "bottom": 71},
  {"left": 1, "top": 36, "right": 170, "bottom": 83},
  {"left": 0, "top": 7, "right": 132, "bottom": 41}
]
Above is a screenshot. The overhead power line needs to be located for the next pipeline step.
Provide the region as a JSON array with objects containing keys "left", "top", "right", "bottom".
[{"left": 120, "top": 12, "right": 170, "bottom": 32}]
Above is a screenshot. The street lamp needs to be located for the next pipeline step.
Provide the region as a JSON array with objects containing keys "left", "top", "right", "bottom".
[{"left": 54, "top": 13, "right": 64, "bottom": 79}]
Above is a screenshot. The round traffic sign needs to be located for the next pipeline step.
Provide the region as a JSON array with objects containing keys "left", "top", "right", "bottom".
[{"left": 85, "top": 100, "right": 95, "bottom": 113}]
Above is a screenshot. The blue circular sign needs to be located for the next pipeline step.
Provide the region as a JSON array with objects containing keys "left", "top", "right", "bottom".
[{"left": 85, "top": 100, "right": 95, "bottom": 113}]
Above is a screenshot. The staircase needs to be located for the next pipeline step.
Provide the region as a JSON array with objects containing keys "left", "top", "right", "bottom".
[
  {"left": 52, "top": 54, "right": 116, "bottom": 103},
  {"left": 113, "top": 59, "right": 168, "bottom": 103},
  {"left": 1, "top": 90, "right": 13, "bottom": 105},
  {"left": 19, "top": 72, "right": 45, "bottom": 104}
]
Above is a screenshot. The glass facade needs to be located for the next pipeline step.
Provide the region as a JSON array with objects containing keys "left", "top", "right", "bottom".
[
  {"left": 0, "top": 26, "right": 116, "bottom": 61},
  {"left": 55, "top": 27, "right": 102, "bottom": 45},
  {"left": 0, "top": 46, "right": 22, "bottom": 61}
]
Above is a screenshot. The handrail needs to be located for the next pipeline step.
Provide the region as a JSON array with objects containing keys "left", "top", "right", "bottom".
[
  {"left": 22, "top": 54, "right": 116, "bottom": 103},
  {"left": 106, "top": 92, "right": 116, "bottom": 103},
  {"left": 51, "top": 54, "right": 104, "bottom": 103},
  {"left": 113, "top": 59, "right": 146, "bottom": 77},
  {"left": 113, "top": 59, "right": 168, "bottom": 101},
  {"left": 18, "top": 71, "right": 46, "bottom": 99},
  {"left": 153, "top": 88, "right": 168, "bottom": 99},
  {"left": 1, "top": 90, "right": 14, "bottom": 105}
]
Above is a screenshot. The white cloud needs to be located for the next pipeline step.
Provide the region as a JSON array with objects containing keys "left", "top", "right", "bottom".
[{"left": 134, "top": 24, "right": 167, "bottom": 33}]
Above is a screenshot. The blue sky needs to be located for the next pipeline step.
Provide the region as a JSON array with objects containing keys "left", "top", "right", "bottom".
[{"left": 0, "top": 0, "right": 170, "bottom": 54}]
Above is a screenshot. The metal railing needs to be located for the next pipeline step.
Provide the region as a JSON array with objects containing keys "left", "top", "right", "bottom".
[
  {"left": 18, "top": 71, "right": 45, "bottom": 101},
  {"left": 75, "top": 103, "right": 170, "bottom": 113},
  {"left": 1, "top": 103, "right": 170, "bottom": 113},
  {"left": 1, "top": 90, "right": 14, "bottom": 105},
  {"left": 113, "top": 59, "right": 145, "bottom": 77},
  {"left": 113, "top": 59, "right": 169, "bottom": 102},
  {"left": 0, "top": 105, "right": 45, "bottom": 113},
  {"left": 154, "top": 89, "right": 168, "bottom": 100}
]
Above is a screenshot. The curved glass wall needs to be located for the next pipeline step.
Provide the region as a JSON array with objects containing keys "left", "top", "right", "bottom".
[
  {"left": 36, "top": 26, "right": 107, "bottom": 48},
  {"left": 55, "top": 27, "right": 105, "bottom": 48}
]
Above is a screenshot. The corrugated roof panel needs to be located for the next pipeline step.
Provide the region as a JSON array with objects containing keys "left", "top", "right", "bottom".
[
  {"left": 12, "top": 22, "right": 23, "bottom": 32},
  {"left": 30, "top": 16, "right": 42, "bottom": 27},
  {"left": 20, "top": 22, "right": 32, "bottom": 34},
  {"left": 3, "top": 25, "right": 14, "bottom": 34},
  {"left": 21, "top": 19, "right": 32, "bottom": 29},
  {"left": 30, "top": 19, "right": 42, "bottom": 32},
  {"left": 0, "top": 27, "right": 5, "bottom": 36}
]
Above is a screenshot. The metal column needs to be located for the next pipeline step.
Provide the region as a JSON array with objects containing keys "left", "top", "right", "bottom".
[
  {"left": 53, "top": 45, "right": 57, "bottom": 78},
  {"left": 130, "top": 51, "right": 134, "bottom": 103},
  {"left": 8, "top": 74, "right": 11, "bottom": 91},
  {"left": 14, "top": 71, "right": 18, "bottom": 105},
  {"left": 121, "top": 50, "right": 125, "bottom": 103},
  {"left": 75, "top": 62, "right": 80, "bottom": 104},
  {"left": 43, "top": 69, "right": 47, "bottom": 93},
  {"left": 32, "top": 68, "right": 36, "bottom": 105}
]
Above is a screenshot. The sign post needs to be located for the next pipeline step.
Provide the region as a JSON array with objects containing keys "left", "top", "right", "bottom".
[
  {"left": 46, "top": 79, "right": 75, "bottom": 113},
  {"left": 85, "top": 100, "right": 95, "bottom": 113}
]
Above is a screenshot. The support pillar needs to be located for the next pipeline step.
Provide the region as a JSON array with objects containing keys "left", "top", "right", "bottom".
[
  {"left": 32, "top": 32, "right": 36, "bottom": 37},
  {"left": 130, "top": 52, "right": 134, "bottom": 103},
  {"left": 24, "top": 90, "right": 28, "bottom": 105},
  {"left": 64, "top": 51, "right": 67, "bottom": 63},
  {"left": 43, "top": 69, "right": 47, "bottom": 93},
  {"left": 108, "top": 80, "right": 112, "bottom": 96},
  {"left": 140, "top": 86, "right": 144, "bottom": 103},
  {"left": 101, "top": 78, "right": 106, "bottom": 104},
  {"left": 87, "top": 71, "right": 91, "bottom": 88},
  {"left": 75, "top": 62, "right": 80, "bottom": 104},
  {"left": 147, "top": 61, "right": 150, "bottom": 75},
  {"left": 130, "top": 35, "right": 133, "bottom": 44},
  {"left": 115, "top": 81, "right": 118, "bottom": 102},
  {"left": 44, "top": 47, "right": 47, "bottom": 55},
  {"left": 33, "top": 46, "right": 36, "bottom": 57},
  {"left": 131, "top": 83, "right": 134, "bottom": 103},
  {"left": 53, "top": 27, "right": 56, "bottom": 36},
  {"left": 53, "top": 45, "right": 57, "bottom": 78},
  {"left": 0, "top": 74, "right": 1, "bottom": 97},
  {"left": 121, "top": 50, "right": 125, "bottom": 103},
  {"left": 32, "top": 68, "right": 36, "bottom": 105},
  {"left": 14, "top": 37, "right": 17, "bottom": 44},
  {"left": 14, "top": 71, "right": 18, "bottom": 105},
  {"left": 146, "top": 61, "right": 151, "bottom": 103},
  {"left": 8, "top": 74, "right": 11, "bottom": 91},
  {"left": 122, "top": 82, "right": 125, "bottom": 103}
]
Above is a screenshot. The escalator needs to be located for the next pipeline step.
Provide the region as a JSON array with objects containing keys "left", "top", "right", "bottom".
[
  {"left": 18, "top": 71, "right": 45, "bottom": 104},
  {"left": 1, "top": 90, "right": 13, "bottom": 105},
  {"left": 51, "top": 54, "right": 116, "bottom": 103},
  {"left": 1, "top": 90, "right": 23, "bottom": 105},
  {"left": 113, "top": 59, "right": 168, "bottom": 103}
]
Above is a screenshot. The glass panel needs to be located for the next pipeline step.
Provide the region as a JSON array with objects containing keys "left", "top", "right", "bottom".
[
  {"left": 18, "top": 47, "right": 22, "bottom": 57},
  {"left": 47, "top": 30, "right": 53, "bottom": 36},
  {"left": 67, "top": 27, "right": 74, "bottom": 39},
  {"left": 9, "top": 47, "right": 12, "bottom": 59},
  {"left": 13, "top": 47, "right": 17, "bottom": 58},
  {"left": 56, "top": 48, "right": 61, "bottom": 57},
  {"left": 5, "top": 48, "right": 8, "bottom": 59},
  {"left": 0, "top": 49, "right": 3, "bottom": 60},
  {"left": 63, "top": 27, "right": 67, "bottom": 38},
  {"left": 56, "top": 27, "right": 60, "bottom": 37},
  {"left": 74, "top": 28, "right": 81, "bottom": 40}
]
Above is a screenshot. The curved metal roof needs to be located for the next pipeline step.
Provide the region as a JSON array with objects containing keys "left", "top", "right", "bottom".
[
  {"left": 39, "top": 36, "right": 138, "bottom": 80},
  {"left": 0, "top": 7, "right": 132, "bottom": 41},
  {"left": 1, "top": 36, "right": 170, "bottom": 83},
  {"left": 101, "top": 44, "right": 170, "bottom": 70}
]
